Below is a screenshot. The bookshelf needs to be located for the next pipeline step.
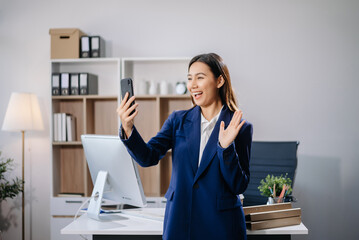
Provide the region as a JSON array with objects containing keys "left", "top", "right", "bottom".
[
  {"left": 50, "top": 58, "right": 192, "bottom": 237},
  {"left": 50, "top": 58, "right": 120, "bottom": 200}
]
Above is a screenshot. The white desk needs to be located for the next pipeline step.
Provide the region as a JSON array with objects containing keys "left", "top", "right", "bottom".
[
  {"left": 61, "top": 208, "right": 163, "bottom": 236},
  {"left": 62, "top": 208, "right": 308, "bottom": 240}
]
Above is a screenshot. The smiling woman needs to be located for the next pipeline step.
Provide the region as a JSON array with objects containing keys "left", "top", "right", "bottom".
[
  {"left": 187, "top": 53, "right": 239, "bottom": 114},
  {"left": 118, "top": 53, "right": 253, "bottom": 240}
]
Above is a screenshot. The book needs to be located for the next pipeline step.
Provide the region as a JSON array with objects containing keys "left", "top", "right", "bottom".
[
  {"left": 243, "top": 202, "right": 292, "bottom": 215},
  {"left": 53, "top": 113, "right": 58, "bottom": 141},
  {"left": 66, "top": 115, "right": 76, "bottom": 142},
  {"left": 61, "top": 113, "right": 67, "bottom": 141},
  {"left": 57, "top": 113, "right": 62, "bottom": 142},
  {"left": 245, "top": 208, "right": 301, "bottom": 222},
  {"left": 246, "top": 216, "right": 301, "bottom": 230}
]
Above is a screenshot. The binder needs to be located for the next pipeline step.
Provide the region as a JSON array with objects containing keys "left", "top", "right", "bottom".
[
  {"left": 79, "top": 73, "right": 98, "bottom": 95},
  {"left": 66, "top": 115, "right": 76, "bottom": 142},
  {"left": 90, "top": 36, "right": 105, "bottom": 58},
  {"left": 56, "top": 113, "right": 62, "bottom": 142},
  {"left": 80, "top": 36, "right": 90, "bottom": 58},
  {"left": 70, "top": 73, "right": 80, "bottom": 95},
  {"left": 61, "top": 113, "right": 67, "bottom": 141},
  {"left": 53, "top": 113, "right": 59, "bottom": 141},
  {"left": 60, "top": 73, "right": 70, "bottom": 95},
  {"left": 52, "top": 73, "right": 61, "bottom": 95}
]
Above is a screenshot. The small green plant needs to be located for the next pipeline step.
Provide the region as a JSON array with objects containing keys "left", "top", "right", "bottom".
[
  {"left": 0, "top": 151, "right": 24, "bottom": 202},
  {"left": 258, "top": 174, "right": 292, "bottom": 198}
]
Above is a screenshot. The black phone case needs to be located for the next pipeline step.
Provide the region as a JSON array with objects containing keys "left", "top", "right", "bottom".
[{"left": 121, "top": 78, "right": 135, "bottom": 115}]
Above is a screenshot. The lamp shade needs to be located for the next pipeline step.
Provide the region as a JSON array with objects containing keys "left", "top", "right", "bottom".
[{"left": 2, "top": 92, "right": 44, "bottom": 132}]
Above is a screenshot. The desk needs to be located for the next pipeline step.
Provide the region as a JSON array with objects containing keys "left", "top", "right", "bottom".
[{"left": 61, "top": 208, "right": 308, "bottom": 240}]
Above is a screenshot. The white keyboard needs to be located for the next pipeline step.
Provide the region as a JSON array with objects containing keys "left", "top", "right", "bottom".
[{"left": 121, "top": 208, "right": 165, "bottom": 222}]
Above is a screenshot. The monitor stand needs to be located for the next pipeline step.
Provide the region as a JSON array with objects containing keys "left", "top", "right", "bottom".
[
  {"left": 87, "top": 170, "right": 109, "bottom": 220},
  {"left": 87, "top": 171, "right": 129, "bottom": 221}
]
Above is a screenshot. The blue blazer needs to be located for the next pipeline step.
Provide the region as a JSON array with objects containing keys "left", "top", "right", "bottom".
[{"left": 121, "top": 105, "right": 253, "bottom": 240}]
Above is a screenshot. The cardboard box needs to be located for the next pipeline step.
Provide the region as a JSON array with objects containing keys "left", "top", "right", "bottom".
[{"left": 49, "top": 28, "right": 86, "bottom": 59}]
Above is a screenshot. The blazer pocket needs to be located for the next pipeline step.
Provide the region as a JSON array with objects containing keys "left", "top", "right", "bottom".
[
  {"left": 217, "top": 195, "right": 241, "bottom": 211},
  {"left": 164, "top": 186, "right": 175, "bottom": 201}
]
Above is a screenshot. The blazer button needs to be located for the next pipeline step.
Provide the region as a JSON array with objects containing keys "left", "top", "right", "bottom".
[{"left": 193, "top": 183, "right": 199, "bottom": 189}]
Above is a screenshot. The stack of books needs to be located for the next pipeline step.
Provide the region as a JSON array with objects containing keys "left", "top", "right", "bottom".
[
  {"left": 53, "top": 113, "right": 76, "bottom": 142},
  {"left": 243, "top": 202, "right": 301, "bottom": 230}
]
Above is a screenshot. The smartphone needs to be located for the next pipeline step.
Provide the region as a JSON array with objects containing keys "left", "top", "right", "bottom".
[{"left": 120, "top": 78, "right": 135, "bottom": 115}]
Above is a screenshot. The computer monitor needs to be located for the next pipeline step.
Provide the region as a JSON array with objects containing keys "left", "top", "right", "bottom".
[{"left": 81, "top": 134, "right": 147, "bottom": 220}]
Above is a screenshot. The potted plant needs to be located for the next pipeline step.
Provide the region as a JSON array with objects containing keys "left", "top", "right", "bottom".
[
  {"left": 0, "top": 151, "right": 24, "bottom": 236},
  {"left": 258, "top": 174, "right": 292, "bottom": 204}
]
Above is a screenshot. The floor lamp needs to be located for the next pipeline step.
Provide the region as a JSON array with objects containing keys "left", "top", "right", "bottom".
[{"left": 1, "top": 92, "right": 44, "bottom": 240}]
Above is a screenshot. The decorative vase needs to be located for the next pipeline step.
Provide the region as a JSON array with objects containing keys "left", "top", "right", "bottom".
[
  {"left": 160, "top": 81, "right": 168, "bottom": 95},
  {"left": 138, "top": 80, "right": 149, "bottom": 95},
  {"left": 149, "top": 81, "right": 157, "bottom": 95}
]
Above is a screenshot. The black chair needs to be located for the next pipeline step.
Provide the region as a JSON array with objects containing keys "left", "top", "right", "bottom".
[{"left": 243, "top": 141, "right": 299, "bottom": 206}]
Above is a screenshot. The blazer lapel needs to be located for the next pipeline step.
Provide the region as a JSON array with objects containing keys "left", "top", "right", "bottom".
[
  {"left": 183, "top": 106, "right": 201, "bottom": 175},
  {"left": 194, "top": 105, "right": 232, "bottom": 183}
]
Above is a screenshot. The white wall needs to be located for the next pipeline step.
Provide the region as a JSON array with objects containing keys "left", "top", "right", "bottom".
[{"left": 0, "top": 0, "right": 358, "bottom": 239}]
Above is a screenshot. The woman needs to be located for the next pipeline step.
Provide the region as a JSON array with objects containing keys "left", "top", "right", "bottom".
[{"left": 117, "top": 53, "right": 253, "bottom": 240}]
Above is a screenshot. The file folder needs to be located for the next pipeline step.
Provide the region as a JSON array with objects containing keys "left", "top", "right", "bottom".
[
  {"left": 90, "top": 36, "right": 105, "bottom": 58},
  {"left": 70, "top": 73, "right": 80, "bottom": 95},
  {"left": 80, "top": 36, "right": 90, "bottom": 58},
  {"left": 61, "top": 113, "right": 67, "bottom": 141},
  {"left": 52, "top": 73, "right": 61, "bottom": 95},
  {"left": 53, "top": 113, "right": 59, "bottom": 141},
  {"left": 66, "top": 115, "right": 76, "bottom": 142},
  {"left": 60, "top": 73, "right": 70, "bottom": 95},
  {"left": 79, "top": 73, "right": 98, "bottom": 95}
]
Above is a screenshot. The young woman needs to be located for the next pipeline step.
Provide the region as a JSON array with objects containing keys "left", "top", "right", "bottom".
[{"left": 117, "top": 53, "right": 253, "bottom": 240}]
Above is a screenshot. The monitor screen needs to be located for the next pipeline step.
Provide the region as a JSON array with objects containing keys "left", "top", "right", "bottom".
[{"left": 81, "top": 134, "right": 146, "bottom": 219}]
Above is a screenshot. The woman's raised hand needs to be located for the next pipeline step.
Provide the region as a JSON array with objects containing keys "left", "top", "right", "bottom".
[
  {"left": 218, "top": 110, "right": 246, "bottom": 149},
  {"left": 117, "top": 92, "right": 139, "bottom": 138}
]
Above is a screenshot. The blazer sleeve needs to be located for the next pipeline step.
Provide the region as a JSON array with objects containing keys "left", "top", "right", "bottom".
[
  {"left": 217, "top": 122, "right": 253, "bottom": 195},
  {"left": 119, "top": 112, "right": 175, "bottom": 167}
]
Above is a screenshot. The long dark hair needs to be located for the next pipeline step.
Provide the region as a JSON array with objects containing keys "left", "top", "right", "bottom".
[{"left": 188, "top": 53, "right": 239, "bottom": 112}]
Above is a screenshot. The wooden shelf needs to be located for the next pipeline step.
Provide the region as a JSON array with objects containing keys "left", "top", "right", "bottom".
[
  {"left": 134, "top": 94, "right": 191, "bottom": 99},
  {"left": 121, "top": 57, "right": 190, "bottom": 62},
  {"left": 53, "top": 141, "right": 82, "bottom": 146},
  {"left": 51, "top": 58, "right": 120, "bottom": 63},
  {"left": 52, "top": 95, "right": 117, "bottom": 100}
]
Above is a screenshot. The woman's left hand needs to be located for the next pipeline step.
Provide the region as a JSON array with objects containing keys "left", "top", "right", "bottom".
[{"left": 219, "top": 110, "right": 246, "bottom": 148}]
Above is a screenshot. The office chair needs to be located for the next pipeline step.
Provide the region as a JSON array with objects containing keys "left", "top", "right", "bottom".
[{"left": 243, "top": 141, "right": 299, "bottom": 206}]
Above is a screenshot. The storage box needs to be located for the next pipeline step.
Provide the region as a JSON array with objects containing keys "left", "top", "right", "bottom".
[{"left": 49, "top": 28, "right": 86, "bottom": 59}]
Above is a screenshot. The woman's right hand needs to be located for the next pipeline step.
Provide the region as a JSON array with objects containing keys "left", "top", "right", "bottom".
[{"left": 117, "top": 92, "right": 139, "bottom": 138}]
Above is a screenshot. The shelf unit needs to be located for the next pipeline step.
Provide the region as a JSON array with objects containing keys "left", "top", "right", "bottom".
[
  {"left": 50, "top": 58, "right": 120, "bottom": 198},
  {"left": 121, "top": 58, "right": 193, "bottom": 196},
  {"left": 50, "top": 57, "right": 192, "bottom": 239}
]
